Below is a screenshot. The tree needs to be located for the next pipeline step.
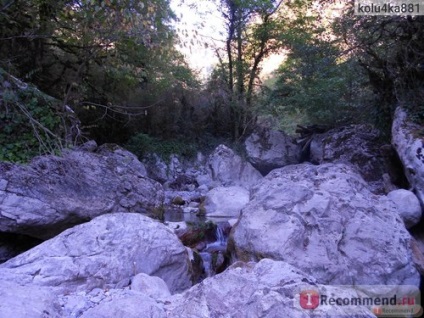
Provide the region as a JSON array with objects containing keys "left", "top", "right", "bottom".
[
  {"left": 1, "top": 0, "right": 201, "bottom": 149},
  {"left": 335, "top": 2, "right": 424, "bottom": 128},
  {"left": 250, "top": 0, "right": 381, "bottom": 133},
  {"left": 264, "top": 38, "right": 373, "bottom": 132},
  {"left": 212, "top": 0, "right": 291, "bottom": 139},
  {"left": 210, "top": 0, "right": 322, "bottom": 139},
  {"left": 4, "top": 0, "right": 177, "bottom": 100}
]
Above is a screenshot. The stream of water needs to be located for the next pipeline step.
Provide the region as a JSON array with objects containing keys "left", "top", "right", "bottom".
[{"left": 199, "top": 223, "right": 229, "bottom": 278}]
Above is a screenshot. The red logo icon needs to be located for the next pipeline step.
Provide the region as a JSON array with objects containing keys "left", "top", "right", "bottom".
[
  {"left": 372, "top": 306, "right": 383, "bottom": 316},
  {"left": 300, "top": 290, "right": 320, "bottom": 310}
]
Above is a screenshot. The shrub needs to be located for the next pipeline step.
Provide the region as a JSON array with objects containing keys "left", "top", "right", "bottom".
[
  {"left": 125, "top": 133, "right": 198, "bottom": 161},
  {"left": 0, "top": 69, "right": 65, "bottom": 162}
]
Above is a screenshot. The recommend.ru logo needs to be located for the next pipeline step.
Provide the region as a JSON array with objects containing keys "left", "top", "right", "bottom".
[{"left": 296, "top": 285, "right": 422, "bottom": 317}]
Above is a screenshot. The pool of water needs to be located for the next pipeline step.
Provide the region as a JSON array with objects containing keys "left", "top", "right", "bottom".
[{"left": 163, "top": 206, "right": 235, "bottom": 224}]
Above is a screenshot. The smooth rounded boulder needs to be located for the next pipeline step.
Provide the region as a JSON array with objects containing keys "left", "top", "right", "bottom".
[
  {"left": 0, "top": 143, "right": 163, "bottom": 239},
  {"left": 164, "top": 259, "right": 376, "bottom": 318},
  {"left": 0, "top": 213, "right": 193, "bottom": 294},
  {"left": 392, "top": 107, "right": 424, "bottom": 206},
  {"left": 229, "top": 163, "right": 420, "bottom": 287},
  {"left": 203, "top": 186, "right": 250, "bottom": 218},
  {"left": 244, "top": 128, "right": 301, "bottom": 175},
  {"left": 309, "top": 124, "right": 394, "bottom": 194},
  {"left": 388, "top": 189, "right": 422, "bottom": 229},
  {"left": 207, "top": 144, "right": 262, "bottom": 189}
]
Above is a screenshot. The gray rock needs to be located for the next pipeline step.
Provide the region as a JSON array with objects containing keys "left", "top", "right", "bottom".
[
  {"left": 80, "top": 292, "right": 166, "bottom": 318},
  {"left": 0, "top": 258, "right": 410, "bottom": 318},
  {"left": 388, "top": 189, "right": 422, "bottom": 228},
  {"left": 142, "top": 154, "right": 169, "bottom": 183},
  {"left": 164, "top": 259, "right": 376, "bottom": 318},
  {"left": 410, "top": 237, "right": 424, "bottom": 276},
  {"left": 140, "top": 145, "right": 262, "bottom": 191},
  {"left": 164, "top": 190, "right": 202, "bottom": 206},
  {"left": 0, "top": 144, "right": 163, "bottom": 239},
  {"left": 168, "top": 174, "right": 199, "bottom": 191},
  {"left": 392, "top": 107, "right": 424, "bottom": 206},
  {"left": 61, "top": 289, "right": 166, "bottom": 318},
  {"left": 245, "top": 128, "right": 301, "bottom": 175},
  {"left": 0, "top": 179, "right": 7, "bottom": 191},
  {"left": 130, "top": 273, "right": 171, "bottom": 299},
  {"left": 188, "top": 201, "right": 199, "bottom": 208},
  {"left": 310, "top": 124, "right": 392, "bottom": 194},
  {"left": 182, "top": 207, "right": 198, "bottom": 214},
  {"left": 0, "top": 213, "right": 193, "bottom": 294},
  {"left": 143, "top": 153, "right": 208, "bottom": 186},
  {"left": 204, "top": 186, "right": 250, "bottom": 218},
  {"left": 197, "top": 184, "right": 209, "bottom": 193},
  {"left": 166, "top": 221, "right": 188, "bottom": 234},
  {"left": 230, "top": 163, "right": 419, "bottom": 287},
  {"left": 227, "top": 218, "right": 238, "bottom": 227},
  {"left": 207, "top": 145, "right": 262, "bottom": 189},
  {"left": 196, "top": 174, "right": 213, "bottom": 188},
  {"left": 76, "top": 140, "right": 98, "bottom": 152},
  {"left": 0, "top": 281, "right": 62, "bottom": 318}
]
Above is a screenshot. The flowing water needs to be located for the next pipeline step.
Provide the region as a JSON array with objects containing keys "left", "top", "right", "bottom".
[{"left": 199, "top": 223, "right": 229, "bottom": 278}]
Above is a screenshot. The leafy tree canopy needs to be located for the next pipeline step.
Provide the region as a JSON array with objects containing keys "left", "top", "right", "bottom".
[{"left": 0, "top": 0, "right": 201, "bottom": 153}]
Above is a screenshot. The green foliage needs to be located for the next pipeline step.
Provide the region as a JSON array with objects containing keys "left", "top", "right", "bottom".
[
  {"left": 151, "top": 204, "right": 166, "bottom": 222},
  {"left": 0, "top": 0, "right": 200, "bottom": 145},
  {"left": 259, "top": 2, "right": 378, "bottom": 133},
  {"left": 0, "top": 70, "right": 64, "bottom": 162},
  {"left": 182, "top": 221, "right": 216, "bottom": 245},
  {"left": 264, "top": 41, "right": 374, "bottom": 131},
  {"left": 125, "top": 133, "right": 198, "bottom": 161},
  {"left": 207, "top": 0, "right": 318, "bottom": 139},
  {"left": 336, "top": 8, "right": 424, "bottom": 128}
]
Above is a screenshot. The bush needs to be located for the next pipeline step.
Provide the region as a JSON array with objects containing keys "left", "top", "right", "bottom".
[
  {"left": 263, "top": 46, "right": 375, "bottom": 134},
  {"left": 0, "top": 69, "right": 66, "bottom": 162},
  {"left": 125, "top": 133, "right": 198, "bottom": 161}
]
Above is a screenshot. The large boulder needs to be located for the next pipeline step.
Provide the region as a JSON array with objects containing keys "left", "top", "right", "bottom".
[
  {"left": 203, "top": 186, "right": 250, "bottom": 218},
  {"left": 207, "top": 144, "right": 262, "bottom": 189},
  {"left": 0, "top": 143, "right": 163, "bottom": 239},
  {"left": 244, "top": 128, "right": 301, "bottom": 175},
  {"left": 60, "top": 288, "right": 168, "bottom": 318},
  {"left": 0, "top": 213, "right": 193, "bottom": 294},
  {"left": 164, "top": 259, "right": 376, "bottom": 318},
  {"left": 392, "top": 107, "right": 424, "bottom": 206},
  {"left": 309, "top": 124, "right": 396, "bottom": 194},
  {"left": 142, "top": 153, "right": 170, "bottom": 184},
  {"left": 140, "top": 145, "right": 262, "bottom": 191},
  {"left": 2, "top": 258, "right": 418, "bottom": 317},
  {"left": 142, "top": 152, "right": 208, "bottom": 186},
  {"left": 77, "top": 290, "right": 166, "bottom": 318},
  {"left": 63, "top": 259, "right": 378, "bottom": 318},
  {"left": 410, "top": 220, "right": 424, "bottom": 276},
  {"left": 230, "top": 163, "right": 419, "bottom": 287},
  {"left": 0, "top": 281, "right": 62, "bottom": 318},
  {"left": 130, "top": 272, "right": 171, "bottom": 299},
  {"left": 387, "top": 189, "right": 422, "bottom": 229}
]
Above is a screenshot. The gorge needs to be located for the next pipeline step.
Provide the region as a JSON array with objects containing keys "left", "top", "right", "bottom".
[{"left": 0, "top": 107, "right": 423, "bottom": 317}]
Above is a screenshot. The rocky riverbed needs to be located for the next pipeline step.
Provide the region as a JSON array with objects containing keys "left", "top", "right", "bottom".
[{"left": 0, "top": 107, "right": 423, "bottom": 317}]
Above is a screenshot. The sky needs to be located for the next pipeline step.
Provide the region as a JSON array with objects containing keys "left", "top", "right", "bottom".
[
  {"left": 169, "top": 0, "right": 285, "bottom": 80},
  {"left": 170, "top": 0, "right": 224, "bottom": 78}
]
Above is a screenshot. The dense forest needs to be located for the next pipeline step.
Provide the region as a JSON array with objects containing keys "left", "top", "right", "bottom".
[{"left": 1, "top": 0, "right": 424, "bottom": 162}]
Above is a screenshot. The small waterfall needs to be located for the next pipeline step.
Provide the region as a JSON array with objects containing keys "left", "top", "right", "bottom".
[
  {"left": 216, "top": 225, "right": 227, "bottom": 245},
  {"left": 199, "top": 252, "right": 213, "bottom": 277},
  {"left": 199, "top": 223, "right": 229, "bottom": 278}
]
